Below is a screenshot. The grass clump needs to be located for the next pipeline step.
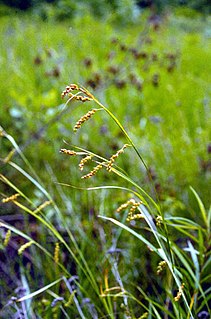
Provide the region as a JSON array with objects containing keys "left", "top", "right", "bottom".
[{"left": 1, "top": 82, "right": 210, "bottom": 318}]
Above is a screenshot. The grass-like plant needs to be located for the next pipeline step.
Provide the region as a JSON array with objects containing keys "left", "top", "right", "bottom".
[
  {"left": 1, "top": 83, "right": 211, "bottom": 318},
  {"left": 56, "top": 84, "right": 211, "bottom": 318}
]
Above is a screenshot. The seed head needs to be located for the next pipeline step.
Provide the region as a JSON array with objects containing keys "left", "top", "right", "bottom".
[
  {"left": 127, "top": 201, "right": 142, "bottom": 221},
  {"left": 18, "top": 241, "right": 34, "bottom": 255},
  {"left": 117, "top": 199, "right": 143, "bottom": 221},
  {"left": 156, "top": 260, "right": 167, "bottom": 275},
  {"left": 74, "top": 109, "right": 97, "bottom": 132},
  {"left": 2, "top": 193, "right": 20, "bottom": 203},
  {"left": 174, "top": 283, "right": 185, "bottom": 302},
  {"left": 60, "top": 149, "right": 77, "bottom": 156},
  {"left": 116, "top": 199, "right": 136, "bottom": 213},
  {"left": 156, "top": 215, "right": 163, "bottom": 227},
  {"left": 126, "top": 213, "right": 143, "bottom": 221},
  {"left": 33, "top": 200, "right": 52, "bottom": 214},
  {"left": 81, "top": 163, "right": 104, "bottom": 179},
  {"left": 107, "top": 144, "right": 130, "bottom": 172},
  {"left": 54, "top": 242, "right": 60, "bottom": 264},
  {"left": 61, "top": 84, "right": 79, "bottom": 98},
  {"left": 3, "top": 230, "right": 11, "bottom": 247},
  {"left": 79, "top": 155, "right": 93, "bottom": 171},
  {"left": 69, "top": 93, "right": 93, "bottom": 102}
]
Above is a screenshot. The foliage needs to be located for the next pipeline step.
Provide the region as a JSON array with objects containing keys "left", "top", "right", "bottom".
[{"left": 1, "top": 0, "right": 211, "bottom": 18}]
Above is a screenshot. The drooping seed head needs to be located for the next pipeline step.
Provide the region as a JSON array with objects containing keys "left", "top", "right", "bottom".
[
  {"left": 18, "top": 241, "right": 34, "bottom": 255},
  {"left": 60, "top": 149, "right": 77, "bottom": 156},
  {"left": 74, "top": 109, "right": 97, "bottom": 132},
  {"left": 81, "top": 163, "right": 104, "bottom": 179},
  {"left": 79, "top": 155, "right": 93, "bottom": 171},
  {"left": 2, "top": 193, "right": 20, "bottom": 203},
  {"left": 107, "top": 144, "right": 130, "bottom": 172}
]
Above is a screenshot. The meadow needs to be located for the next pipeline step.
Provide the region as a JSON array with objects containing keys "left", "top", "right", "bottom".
[{"left": 0, "top": 9, "right": 211, "bottom": 318}]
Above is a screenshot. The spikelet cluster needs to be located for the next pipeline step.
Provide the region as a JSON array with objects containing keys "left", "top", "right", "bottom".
[
  {"left": 54, "top": 242, "right": 60, "bottom": 264},
  {"left": 74, "top": 109, "right": 97, "bottom": 132},
  {"left": 18, "top": 241, "right": 34, "bottom": 255},
  {"left": 2, "top": 193, "right": 20, "bottom": 203},
  {"left": 61, "top": 84, "right": 79, "bottom": 98},
  {"left": 68, "top": 92, "right": 92, "bottom": 103},
  {"left": 127, "top": 201, "right": 143, "bottom": 221},
  {"left": 107, "top": 144, "right": 129, "bottom": 172},
  {"left": 127, "top": 212, "right": 143, "bottom": 221},
  {"left": 156, "top": 215, "right": 163, "bottom": 227},
  {"left": 79, "top": 155, "right": 93, "bottom": 171},
  {"left": 156, "top": 260, "right": 167, "bottom": 275},
  {"left": 174, "top": 283, "right": 185, "bottom": 302},
  {"left": 33, "top": 200, "right": 52, "bottom": 214},
  {"left": 60, "top": 149, "right": 77, "bottom": 156},
  {"left": 3, "top": 230, "right": 11, "bottom": 247},
  {"left": 116, "top": 199, "right": 136, "bottom": 213},
  {"left": 81, "top": 163, "right": 104, "bottom": 179},
  {"left": 61, "top": 84, "right": 93, "bottom": 102},
  {"left": 116, "top": 199, "right": 143, "bottom": 221}
]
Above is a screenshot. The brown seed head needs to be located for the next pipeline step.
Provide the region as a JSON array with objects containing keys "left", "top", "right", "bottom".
[
  {"left": 81, "top": 163, "right": 103, "bottom": 179},
  {"left": 61, "top": 84, "right": 79, "bottom": 98},
  {"left": 60, "top": 149, "right": 77, "bottom": 156},
  {"left": 79, "top": 155, "right": 93, "bottom": 171},
  {"left": 74, "top": 109, "right": 97, "bottom": 132},
  {"left": 107, "top": 144, "right": 129, "bottom": 172},
  {"left": 127, "top": 201, "right": 142, "bottom": 221}
]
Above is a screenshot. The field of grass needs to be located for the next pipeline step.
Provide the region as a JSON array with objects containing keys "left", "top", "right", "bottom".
[{"left": 0, "top": 10, "right": 211, "bottom": 319}]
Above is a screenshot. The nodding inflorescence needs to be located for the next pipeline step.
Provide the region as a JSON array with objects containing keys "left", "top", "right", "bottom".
[
  {"left": 81, "top": 163, "right": 104, "bottom": 179},
  {"left": 60, "top": 149, "right": 77, "bottom": 156},
  {"left": 60, "top": 85, "right": 130, "bottom": 182},
  {"left": 74, "top": 109, "right": 98, "bottom": 132},
  {"left": 2, "top": 193, "right": 20, "bottom": 203},
  {"left": 116, "top": 198, "right": 143, "bottom": 221},
  {"left": 18, "top": 241, "right": 34, "bottom": 255},
  {"left": 174, "top": 283, "right": 185, "bottom": 302},
  {"left": 61, "top": 84, "right": 93, "bottom": 101},
  {"left": 107, "top": 144, "right": 130, "bottom": 172},
  {"left": 79, "top": 155, "right": 93, "bottom": 171},
  {"left": 61, "top": 84, "right": 79, "bottom": 98}
]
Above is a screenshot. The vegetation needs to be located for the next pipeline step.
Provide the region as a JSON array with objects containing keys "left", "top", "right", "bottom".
[{"left": 0, "top": 7, "right": 211, "bottom": 319}]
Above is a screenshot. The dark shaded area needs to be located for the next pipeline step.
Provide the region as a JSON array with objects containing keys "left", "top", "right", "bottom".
[
  {"left": 0, "top": 0, "right": 211, "bottom": 14},
  {"left": 0, "top": 0, "right": 55, "bottom": 10}
]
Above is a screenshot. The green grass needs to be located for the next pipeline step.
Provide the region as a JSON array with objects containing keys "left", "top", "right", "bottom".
[{"left": 0, "top": 10, "right": 211, "bottom": 318}]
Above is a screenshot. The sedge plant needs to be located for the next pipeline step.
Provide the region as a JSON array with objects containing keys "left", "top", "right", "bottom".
[
  {"left": 0, "top": 84, "right": 210, "bottom": 318},
  {"left": 58, "top": 84, "right": 211, "bottom": 318}
]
